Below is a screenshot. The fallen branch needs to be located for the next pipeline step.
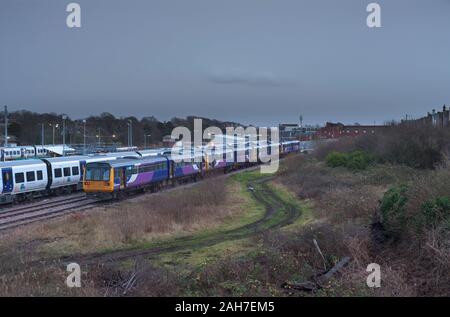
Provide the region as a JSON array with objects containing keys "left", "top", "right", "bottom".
[
  {"left": 315, "top": 256, "right": 351, "bottom": 287},
  {"left": 282, "top": 256, "right": 351, "bottom": 292}
]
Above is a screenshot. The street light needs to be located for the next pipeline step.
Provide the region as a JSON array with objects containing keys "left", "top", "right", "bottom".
[
  {"left": 82, "top": 119, "right": 86, "bottom": 154},
  {"left": 62, "top": 115, "right": 67, "bottom": 156},
  {"left": 40, "top": 123, "right": 44, "bottom": 146},
  {"left": 127, "top": 120, "right": 133, "bottom": 147},
  {"left": 49, "top": 123, "right": 59, "bottom": 145},
  {"left": 144, "top": 134, "right": 151, "bottom": 149},
  {"left": 97, "top": 128, "right": 101, "bottom": 146}
]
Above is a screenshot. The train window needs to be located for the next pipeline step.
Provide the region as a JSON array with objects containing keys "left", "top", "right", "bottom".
[
  {"left": 15, "top": 173, "right": 24, "bottom": 183},
  {"left": 85, "top": 166, "right": 110, "bottom": 181},
  {"left": 125, "top": 166, "right": 133, "bottom": 178},
  {"left": 37, "top": 170, "right": 43, "bottom": 180},
  {"left": 63, "top": 167, "right": 71, "bottom": 177},
  {"left": 54, "top": 168, "right": 62, "bottom": 178},
  {"left": 72, "top": 166, "right": 79, "bottom": 176},
  {"left": 26, "top": 171, "right": 35, "bottom": 182}
]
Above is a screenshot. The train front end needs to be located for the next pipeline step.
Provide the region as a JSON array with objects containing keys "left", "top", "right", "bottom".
[{"left": 83, "top": 162, "right": 114, "bottom": 197}]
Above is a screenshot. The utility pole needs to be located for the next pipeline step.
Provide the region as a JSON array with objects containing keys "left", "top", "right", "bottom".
[
  {"left": 97, "top": 128, "right": 101, "bottom": 146},
  {"left": 4, "top": 106, "right": 8, "bottom": 147},
  {"left": 83, "top": 119, "right": 86, "bottom": 154}
]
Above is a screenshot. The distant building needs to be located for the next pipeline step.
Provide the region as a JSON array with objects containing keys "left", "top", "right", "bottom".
[
  {"left": 403, "top": 105, "right": 450, "bottom": 128},
  {"left": 279, "top": 123, "right": 319, "bottom": 141},
  {"left": 315, "top": 122, "right": 390, "bottom": 139}
]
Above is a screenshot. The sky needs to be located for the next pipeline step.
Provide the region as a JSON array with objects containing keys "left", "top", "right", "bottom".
[{"left": 1, "top": 0, "right": 450, "bottom": 126}]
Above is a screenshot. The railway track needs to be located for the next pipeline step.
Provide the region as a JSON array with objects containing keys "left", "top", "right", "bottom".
[{"left": 0, "top": 194, "right": 98, "bottom": 231}]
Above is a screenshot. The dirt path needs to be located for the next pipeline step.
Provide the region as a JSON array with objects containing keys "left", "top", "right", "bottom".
[{"left": 62, "top": 175, "right": 302, "bottom": 266}]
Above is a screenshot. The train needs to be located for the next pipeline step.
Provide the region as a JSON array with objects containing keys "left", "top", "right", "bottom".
[
  {"left": 0, "top": 140, "right": 303, "bottom": 205},
  {"left": 0, "top": 151, "right": 141, "bottom": 204},
  {"left": 0, "top": 145, "right": 54, "bottom": 161},
  {"left": 83, "top": 141, "right": 302, "bottom": 200}
]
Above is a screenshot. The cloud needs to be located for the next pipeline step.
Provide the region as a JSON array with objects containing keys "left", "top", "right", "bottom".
[{"left": 208, "top": 69, "right": 293, "bottom": 87}]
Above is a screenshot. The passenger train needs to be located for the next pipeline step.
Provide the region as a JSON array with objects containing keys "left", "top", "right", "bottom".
[
  {"left": 83, "top": 141, "right": 302, "bottom": 200},
  {"left": 0, "top": 141, "right": 302, "bottom": 205},
  {"left": 0, "top": 145, "right": 52, "bottom": 161}
]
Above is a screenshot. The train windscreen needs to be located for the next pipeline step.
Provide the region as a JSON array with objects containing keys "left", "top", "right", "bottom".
[{"left": 85, "top": 163, "right": 110, "bottom": 181}]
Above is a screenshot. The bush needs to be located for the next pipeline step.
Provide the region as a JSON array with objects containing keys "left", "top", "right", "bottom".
[
  {"left": 346, "top": 151, "right": 374, "bottom": 170},
  {"left": 325, "top": 151, "right": 348, "bottom": 168},
  {"left": 316, "top": 125, "right": 450, "bottom": 170},
  {"left": 420, "top": 196, "right": 450, "bottom": 229},
  {"left": 380, "top": 184, "right": 409, "bottom": 237},
  {"left": 325, "top": 150, "right": 373, "bottom": 170}
]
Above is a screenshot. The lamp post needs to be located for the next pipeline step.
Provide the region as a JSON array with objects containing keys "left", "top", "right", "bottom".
[
  {"left": 50, "top": 123, "right": 59, "bottom": 145},
  {"left": 4, "top": 106, "right": 8, "bottom": 147},
  {"left": 144, "top": 134, "right": 151, "bottom": 149},
  {"left": 62, "top": 115, "right": 67, "bottom": 156},
  {"left": 97, "top": 128, "right": 101, "bottom": 147},
  {"left": 83, "top": 119, "right": 86, "bottom": 154},
  {"left": 127, "top": 120, "right": 133, "bottom": 147},
  {"left": 41, "top": 123, "right": 44, "bottom": 146}
]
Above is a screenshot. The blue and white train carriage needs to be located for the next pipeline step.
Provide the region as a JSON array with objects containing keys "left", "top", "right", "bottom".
[
  {"left": 0, "top": 155, "right": 120, "bottom": 204},
  {"left": 0, "top": 160, "right": 49, "bottom": 203}
]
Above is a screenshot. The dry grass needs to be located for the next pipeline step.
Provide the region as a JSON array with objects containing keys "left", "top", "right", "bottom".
[
  {"left": 274, "top": 154, "right": 443, "bottom": 296},
  {"left": 0, "top": 177, "right": 255, "bottom": 296},
  {"left": 0, "top": 178, "right": 247, "bottom": 259}
]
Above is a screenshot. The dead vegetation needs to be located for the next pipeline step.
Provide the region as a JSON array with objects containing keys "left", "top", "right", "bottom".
[
  {"left": 273, "top": 127, "right": 450, "bottom": 297},
  {"left": 0, "top": 179, "right": 246, "bottom": 256},
  {"left": 2, "top": 128, "right": 450, "bottom": 297}
]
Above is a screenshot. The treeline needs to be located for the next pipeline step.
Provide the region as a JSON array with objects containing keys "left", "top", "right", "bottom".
[{"left": 4, "top": 110, "right": 242, "bottom": 147}]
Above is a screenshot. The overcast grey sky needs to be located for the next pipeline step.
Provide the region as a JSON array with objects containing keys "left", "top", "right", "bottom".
[{"left": 1, "top": 0, "right": 450, "bottom": 126}]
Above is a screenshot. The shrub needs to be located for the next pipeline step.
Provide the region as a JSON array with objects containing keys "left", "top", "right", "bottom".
[
  {"left": 325, "top": 150, "right": 373, "bottom": 170},
  {"left": 316, "top": 125, "right": 450, "bottom": 169},
  {"left": 420, "top": 196, "right": 450, "bottom": 229},
  {"left": 380, "top": 184, "right": 409, "bottom": 237},
  {"left": 325, "top": 151, "right": 348, "bottom": 168},
  {"left": 346, "top": 150, "right": 374, "bottom": 170}
]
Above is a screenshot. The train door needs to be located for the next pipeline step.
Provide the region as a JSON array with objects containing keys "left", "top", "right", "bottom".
[
  {"left": 120, "top": 168, "right": 126, "bottom": 189},
  {"left": 79, "top": 160, "right": 86, "bottom": 182},
  {"left": 2, "top": 168, "right": 13, "bottom": 193},
  {"left": 169, "top": 160, "right": 174, "bottom": 178}
]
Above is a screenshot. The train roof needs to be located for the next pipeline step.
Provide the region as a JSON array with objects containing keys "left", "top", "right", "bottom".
[
  {"left": 166, "top": 152, "right": 203, "bottom": 161},
  {"left": 282, "top": 140, "right": 300, "bottom": 144},
  {"left": 94, "top": 156, "right": 168, "bottom": 168},
  {"left": 42, "top": 155, "right": 91, "bottom": 163},
  {"left": 0, "top": 159, "right": 46, "bottom": 168},
  {"left": 137, "top": 148, "right": 172, "bottom": 156},
  {"left": 94, "top": 151, "right": 141, "bottom": 158}
]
